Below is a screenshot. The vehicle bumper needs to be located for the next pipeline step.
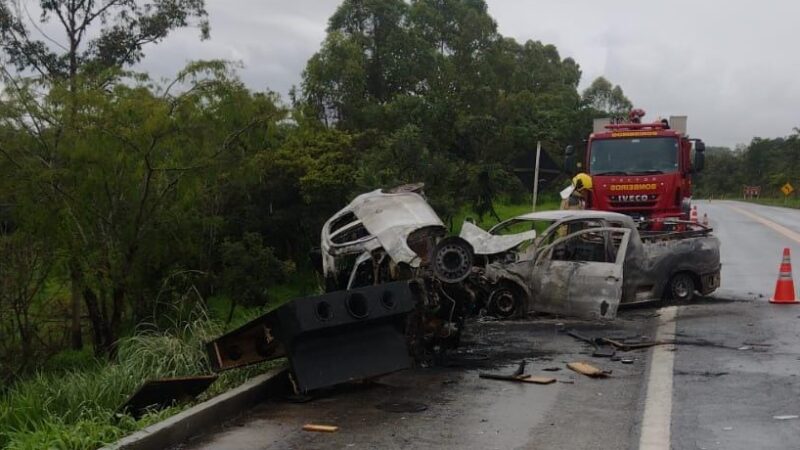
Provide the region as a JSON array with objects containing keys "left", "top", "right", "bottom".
[{"left": 699, "top": 269, "right": 721, "bottom": 295}]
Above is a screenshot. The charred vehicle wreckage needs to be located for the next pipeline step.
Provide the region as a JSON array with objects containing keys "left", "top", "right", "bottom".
[
  {"left": 460, "top": 210, "right": 720, "bottom": 320},
  {"left": 202, "top": 184, "right": 720, "bottom": 395},
  {"left": 205, "top": 184, "right": 477, "bottom": 394}
]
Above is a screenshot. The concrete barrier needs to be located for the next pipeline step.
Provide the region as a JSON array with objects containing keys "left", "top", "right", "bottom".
[{"left": 104, "top": 367, "right": 287, "bottom": 450}]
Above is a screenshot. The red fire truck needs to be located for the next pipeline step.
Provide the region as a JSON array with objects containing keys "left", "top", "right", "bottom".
[{"left": 565, "top": 109, "right": 706, "bottom": 224}]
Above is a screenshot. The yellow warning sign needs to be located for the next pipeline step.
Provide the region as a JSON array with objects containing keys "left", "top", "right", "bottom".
[{"left": 781, "top": 182, "right": 794, "bottom": 196}]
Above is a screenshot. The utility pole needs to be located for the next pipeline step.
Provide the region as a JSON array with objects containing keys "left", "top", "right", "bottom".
[{"left": 532, "top": 141, "right": 541, "bottom": 211}]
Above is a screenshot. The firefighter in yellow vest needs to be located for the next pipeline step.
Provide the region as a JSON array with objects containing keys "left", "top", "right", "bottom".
[
  {"left": 560, "top": 173, "right": 593, "bottom": 210},
  {"left": 556, "top": 173, "right": 593, "bottom": 240}
]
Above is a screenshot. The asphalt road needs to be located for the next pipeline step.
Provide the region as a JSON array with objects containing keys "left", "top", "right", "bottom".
[
  {"left": 181, "top": 200, "right": 800, "bottom": 450},
  {"left": 670, "top": 200, "right": 800, "bottom": 450}
]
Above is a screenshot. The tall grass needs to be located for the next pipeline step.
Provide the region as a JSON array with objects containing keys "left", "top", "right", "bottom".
[{"left": 0, "top": 309, "right": 279, "bottom": 449}]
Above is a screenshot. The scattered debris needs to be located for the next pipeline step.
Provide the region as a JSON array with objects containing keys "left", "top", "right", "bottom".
[
  {"left": 737, "top": 345, "right": 752, "bottom": 351},
  {"left": 117, "top": 375, "right": 218, "bottom": 419},
  {"left": 600, "top": 337, "right": 657, "bottom": 351},
  {"left": 303, "top": 424, "right": 339, "bottom": 433},
  {"left": 542, "top": 367, "right": 561, "bottom": 372},
  {"left": 593, "top": 345, "right": 616, "bottom": 358},
  {"left": 620, "top": 358, "right": 634, "bottom": 364},
  {"left": 518, "top": 377, "right": 557, "bottom": 385},
  {"left": 376, "top": 401, "right": 428, "bottom": 413},
  {"left": 567, "top": 362, "right": 610, "bottom": 378},
  {"left": 565, "top": 330, "right": 616, "bottom": 357},
  {"left": 479, "top": 361, "right": 557, "bottom": 384},
  {"left": 479, "top": 373, "right": 556, "bottom": 384},
  {"left": 479, "top": 373, "right": 529, "bottom": 382},
  {"left": 512, "top": 360, "right": 527, "bottom": 377},
  {"left": 773, "top": 415, "right": 799, "bottom": 420},
  {"left": 675, "top": 370, "right": 729, "bottom": 378}
]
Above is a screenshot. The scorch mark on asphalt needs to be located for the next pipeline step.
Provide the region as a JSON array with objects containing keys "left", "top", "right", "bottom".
[{"left": 639, "top": 306, "right": 677, "bottom": 450}]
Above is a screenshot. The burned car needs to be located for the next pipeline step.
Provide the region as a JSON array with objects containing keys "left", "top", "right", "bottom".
[
  {"left": 320, "top": 183, "right": 477, "bottom": 351},
  {"left": 461, "top": 210, "right": 720, "bottom": 320},
  {"left": 321, "top": 183, "right": 471, "bottom": 290}
]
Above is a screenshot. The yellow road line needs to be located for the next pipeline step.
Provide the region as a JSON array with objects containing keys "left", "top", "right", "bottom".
[{"left": 727, "top": 204, "right": 800, "bottom": 245}]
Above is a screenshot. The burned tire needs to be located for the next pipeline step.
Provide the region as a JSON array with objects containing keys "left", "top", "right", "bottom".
[
  {"left": 488, "top": 283, "right": 527, "bottom": 319},
  {"left": 432, "top": 237, "right": 474, "bottom": 283},
  {"left": 667, "top": 272, "right": 695, "bottom": 302}
]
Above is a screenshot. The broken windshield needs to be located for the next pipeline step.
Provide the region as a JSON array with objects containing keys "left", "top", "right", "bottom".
[{"left": 589, "top": 137, "right": 679, "bottom": 175}]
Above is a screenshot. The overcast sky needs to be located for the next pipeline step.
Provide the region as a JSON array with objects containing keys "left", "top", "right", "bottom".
[{"left": 132, "top": 1, "right": 800, "bottom": 148}]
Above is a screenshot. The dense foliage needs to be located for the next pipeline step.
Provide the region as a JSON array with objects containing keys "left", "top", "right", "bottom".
[
  {"left": 695, "top": 132, "right": 800, "bottom": 200},
  {"left": 300, "top": 0, "right": 592, "bottom": 217},
  {"left": 0, "top": 0, "right": 616, "bottom": 377}
]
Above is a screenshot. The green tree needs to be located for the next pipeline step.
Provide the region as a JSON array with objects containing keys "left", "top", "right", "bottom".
[
  {"left": 582, "top": 76, "right": 633, "bottom": 120},
  {"left": 0, "top": 0, "right": 209, "bottom": 355},
  {"left": 300, "top": 0, "right": 591, "bottom": 219}
]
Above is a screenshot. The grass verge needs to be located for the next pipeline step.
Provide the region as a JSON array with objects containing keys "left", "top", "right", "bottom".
[
  {"left": 0, "top": 310, "right": 280, "bottom": 450},
  {"left": 741, "top": 196, "right": 800, "bottom": 209}
]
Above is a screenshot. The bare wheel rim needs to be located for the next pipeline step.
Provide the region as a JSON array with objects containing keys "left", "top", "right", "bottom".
[
  {"left": 494, "top": 290, "right": 516, "bottom": 313},
  {"left": 672, "top": 275, "right": 693, "bottom": 299}
]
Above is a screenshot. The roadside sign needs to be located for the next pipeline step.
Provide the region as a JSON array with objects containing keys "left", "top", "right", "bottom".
[
  {"left": 781, "top": 182, "right": 794, "bottom": 196},
  {"left": 743, "top": 185, "right": 761, "bottom": 199}
]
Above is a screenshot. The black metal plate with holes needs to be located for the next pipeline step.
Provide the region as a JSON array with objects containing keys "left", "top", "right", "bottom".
[
  {"left": 117, "top": 375, "right": 218, "bottom": 419},
  {"left": 206, "top": 316, "right": 287, "bottom": 372},
  {"left": 206, "top": 281, "right": 417, "bottom": 393}
]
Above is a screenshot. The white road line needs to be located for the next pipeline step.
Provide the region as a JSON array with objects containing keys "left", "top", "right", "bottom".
[{"left": 639, "top": 306, "right": 678, "bottom": 450}]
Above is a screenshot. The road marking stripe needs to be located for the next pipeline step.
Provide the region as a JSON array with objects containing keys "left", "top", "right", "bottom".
[
  {"left": 639, "top": 306, "right": 677, "bottom": 450},
  {"left": 727, "top": 204, "right": 800, "bottom": 244}
]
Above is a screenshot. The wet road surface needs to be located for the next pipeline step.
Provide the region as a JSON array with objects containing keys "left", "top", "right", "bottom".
[
  {"left": 182, "top": 200, "right": 800, "bottom": 450},
  {"left": 670, "top": 200, "right": 800, "bottom": 450},
  {"left": 183, "top": 315, "right": 658, "bottom": 450}
]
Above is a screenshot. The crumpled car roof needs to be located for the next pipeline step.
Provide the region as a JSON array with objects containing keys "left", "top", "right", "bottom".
[{"left": 508, "top": 209, "right": 634, "bottom": 223}]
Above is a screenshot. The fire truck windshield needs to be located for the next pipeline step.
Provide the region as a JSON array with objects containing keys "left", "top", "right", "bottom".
[{"left": 589, "top": 137, "right": 679, "bottom": 175}]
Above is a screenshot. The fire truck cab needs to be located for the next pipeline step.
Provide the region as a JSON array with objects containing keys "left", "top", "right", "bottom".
[{"left": 565, "top": 110, "right": 706, "bottom": 224}]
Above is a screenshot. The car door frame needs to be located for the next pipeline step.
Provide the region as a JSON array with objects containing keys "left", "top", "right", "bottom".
[{"left": 529, "top": 227, "right": 631, "bottom": 320}]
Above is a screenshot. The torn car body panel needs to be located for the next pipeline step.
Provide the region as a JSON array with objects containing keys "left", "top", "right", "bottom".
[
  {"left": 322, "top": 188, "right": 447, "bottom": 290},
  {"left": 460, "top": 221, "right": 537, "bottom": 255}
]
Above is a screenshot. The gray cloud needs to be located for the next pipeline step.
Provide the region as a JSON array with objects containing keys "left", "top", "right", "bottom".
[{"left": 133, "top": 0, "right": 799, "bottom": 148}]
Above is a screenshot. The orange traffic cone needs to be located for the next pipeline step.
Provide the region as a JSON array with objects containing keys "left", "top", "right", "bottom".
[
  {"left": 702, "top": 213, "right": 709, "bottom": 226},
  {"left": 690, "top": 205, "right": 698, "bottom": 223},
  {"left": 770, "top": 248, "right": 798, "bottom": 304}
]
